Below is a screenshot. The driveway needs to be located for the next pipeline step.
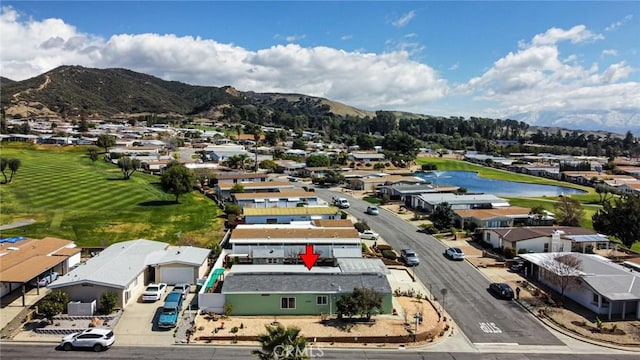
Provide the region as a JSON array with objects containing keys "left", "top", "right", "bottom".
[{"left": 113, "top": 294, "right": 189, "bottom": 346}]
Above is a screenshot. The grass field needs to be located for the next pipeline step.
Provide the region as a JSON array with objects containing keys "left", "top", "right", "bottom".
[{"left": 0, "top": 143, "right": 223, "bottom": 247}]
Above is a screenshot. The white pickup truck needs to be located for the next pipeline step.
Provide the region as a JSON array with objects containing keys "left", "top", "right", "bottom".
[{"left": 332, "top": 196, "right": 350, "bottom": 209}]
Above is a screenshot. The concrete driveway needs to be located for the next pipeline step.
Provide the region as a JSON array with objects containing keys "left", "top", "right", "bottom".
[{"left": 113, "top": 295, "right": 182, "bottom": 346}]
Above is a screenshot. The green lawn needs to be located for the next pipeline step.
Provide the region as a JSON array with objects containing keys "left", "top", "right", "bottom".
[{"left": 0, "top": 143, "right": 223, "bottom": 247}]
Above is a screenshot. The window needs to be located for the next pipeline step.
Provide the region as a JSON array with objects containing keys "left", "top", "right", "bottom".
[
  {"left": 317, "top": 296, "right": 328, "bottom": 305},
  {"left": 281, "top": 297, "right": 296, "bottom": 309},
  {"left": 544, "top": 243, "right": 549, "bottom": 252},
  {"left": 266, "top": 258, "right": 278, "bottom": 264},
  {"left": 266, "top": 218, "right": 277, "bottom": 224}
]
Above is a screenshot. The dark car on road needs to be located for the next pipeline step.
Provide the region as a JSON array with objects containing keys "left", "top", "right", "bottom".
[{"left": 489, "top": 282, "right": 514, "bottom": 300}]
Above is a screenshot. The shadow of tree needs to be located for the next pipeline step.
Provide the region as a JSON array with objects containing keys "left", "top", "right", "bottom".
[{"left": 138, "top": 200, "right": 178, "bottom": 206}]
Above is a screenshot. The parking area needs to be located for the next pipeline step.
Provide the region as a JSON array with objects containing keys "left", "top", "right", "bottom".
[{"left": 112, "top": 292, "right": 197, "bottom": 346}]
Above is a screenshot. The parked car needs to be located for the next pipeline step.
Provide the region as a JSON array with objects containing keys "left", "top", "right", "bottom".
[
  {"left": 445, "top": 247, "right": 465, "bottom": 261},
  {"left": 29, "top": 272, "right": 59, "bottom": 287},
  {"left": 400, "top": 249, "right": 420, "bottom": 266},
  {"left": 359, "top": 230, "right": 379, "bottom": 240},
  {"left": 60, "top": 328, "right": 115, "bottom": 352},
  {"left": 489, "top": 283, "right": 514, "bottom": 300},
  {"left": 158, "top": 291, "right": 184, "bottom": 328},
  {"left": 173, "top": 283, "right": 191, "bottom": 300},
  {"left": 332, "top": 196, "right": 350, "bottom": 209},
  {"left": 365, "top": 205, "right": 379, "bottom": 215},
  {"left": 142, "top": 283, "right": 167, "bottom": 302}
]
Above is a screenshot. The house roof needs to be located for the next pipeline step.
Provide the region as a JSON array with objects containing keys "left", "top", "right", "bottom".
[
  {"left": 312, "top": 219, "right": 355, "bottom": 228},
  {"left": 217, "top": 181, "right": 293, "bottom": 190},
  {"left": 232, "top": 189, "right": 315, "bottom": 199},
  {"left": 520, "top": 253, "right": 640, "bottom": 301},
  {"left": 417, "top": 193, "right": 510, "bottom": 206},
  {"left": 485, "top": 226, "right": 599, "bottom": 242},
  {"left": 0, "top": 237, "right": 75, "bottom": 283},
  {"left": 242, "top": 206, "right": 340, "bottom": 216},
  {"left": 221, "top": 273, "right": 391, "bottom": 294},
  {"left": 146, "top": 246, "right": 210, "bottom": 266},
  {"left": 216, "top": 173, "right": 267, "bottom": 180},
  {"left": 49, "top": 239, "right": 168, "bottom": 290},
  {"left": 455, "top": 206, "right": 531, "bottom": 220},
  {"left": 230, "top": 227, "right": 359, "bottom": 241}
]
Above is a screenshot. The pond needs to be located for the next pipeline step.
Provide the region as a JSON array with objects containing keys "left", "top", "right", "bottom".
[{"left": 417, "top": 171, "right": 586, "bottom": 197}]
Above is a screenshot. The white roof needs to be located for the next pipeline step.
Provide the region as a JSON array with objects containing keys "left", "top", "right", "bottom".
[
  {"left": 146, "top": 246, "right": 210, "bottom": 266},
  {"left": 50, "top": 239, "right": 167, "bottom": 290},
  {"left": 417, "top": 193, "right": 509, "bottom": 206}
]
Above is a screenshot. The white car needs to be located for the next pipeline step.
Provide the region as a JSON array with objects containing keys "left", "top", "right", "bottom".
[
  {"left": 365, "top": 206, "right": 380, "bottom": 215},
  {"left": 60, "top": 328, "right": 115, "bottom": 352},
  {"left": 142, "top": 282, "right": 167, "bottom": 302},
  {"left": 173, "top": 283, "right": 191, "bottom": 300},
  {"left": 359, "top": 230, "right": 379, "bottom": 240},
  {"left": 445, "top": 247, "right": 465, "bottom": 261}
]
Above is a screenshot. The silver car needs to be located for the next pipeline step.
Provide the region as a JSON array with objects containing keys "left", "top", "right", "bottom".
[{"left": 400, "top": 249, "right": 420, "bottom": 266}]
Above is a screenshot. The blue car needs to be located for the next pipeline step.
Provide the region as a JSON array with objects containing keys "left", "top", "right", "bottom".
[{"left": 158, "top": 291, "right": 184, "bottom": 328}]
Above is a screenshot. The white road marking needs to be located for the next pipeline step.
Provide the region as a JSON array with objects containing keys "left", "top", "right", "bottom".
[{"left": 479, "top": 322, "right": 503, "bottom": 333}]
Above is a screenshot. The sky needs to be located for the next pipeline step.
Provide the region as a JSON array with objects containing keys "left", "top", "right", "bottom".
[{"left": 1, "top": 1, "right": 639, "bottom": 131}]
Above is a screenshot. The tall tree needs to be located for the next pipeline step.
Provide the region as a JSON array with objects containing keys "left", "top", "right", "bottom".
[
  {"left": 540, "top": 253, "right": 582, "bottom": 303},
  {"left": 430, "top": 202, "right": 455, "bottom": 230},
  {"left": 117, "top": 156, "right": 142, "bottom": 180},
  {"left": 96, "top": 134, "right": 116, "bottom": 153},
  {"left": 593, "top": 193, "right": 640, "bottom": 248},
  {"left": 7, "top": 158, "right": 21, "bottom": 183},
  {"left": 0, "top": 157, "right": 8, "bottom": 183},
  {"left": 87, "top": 147, "right": 100, "bottom": 162},
  {"left": 305, "top": 154, "right": 330, "bottom": 168},
  {"left": 252, "top": 324, "right": 308, "bottom": 360},
  {"left": 160, "top": 162, "right": 195, "bottom": 203},
  {"left": 554, "top": 197, "right": 585, "bottom": 227}
]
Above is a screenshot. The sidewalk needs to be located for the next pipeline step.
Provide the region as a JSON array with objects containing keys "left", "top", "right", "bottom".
[{"left": 1, "top": 287, "right": 50, "bottom": 339}]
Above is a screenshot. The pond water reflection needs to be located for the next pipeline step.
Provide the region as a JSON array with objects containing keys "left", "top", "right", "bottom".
[{"left": 417, "top": 171, "right": 586, "bottom": 197}]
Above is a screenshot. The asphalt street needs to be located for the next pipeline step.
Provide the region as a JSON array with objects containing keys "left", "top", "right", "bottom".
[
  {"left": 1, "top": 344, "right": 638, "bottom": 360},
  {"left": 315, "top": 188, "right": 563, "bottom": 346}
]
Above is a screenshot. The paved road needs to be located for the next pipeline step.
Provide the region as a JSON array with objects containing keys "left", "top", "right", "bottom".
[
  {"left": 315, "top": 188, "right": 563, "bottom": 346},
  {"left": 1, "top": 344, "right": 638, "bottom": 360}
]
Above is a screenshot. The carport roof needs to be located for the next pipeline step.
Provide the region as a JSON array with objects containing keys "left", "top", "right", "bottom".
[
  {"left": 0, "top": 237, "right": 75, "bottom": 283},
  {"left": 0, "top": 256, "right": 65, "bottom": 283}
]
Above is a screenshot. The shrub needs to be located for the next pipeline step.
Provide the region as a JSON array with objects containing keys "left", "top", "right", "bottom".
[
  {"left": 381, "top": 249, "right": 397, "bottom": 260},
  {"left": 224, "top": 204, "right": 241, "bottom": 216},
  {"left": 376, "top": 244, "right": 393, "bottom": 251},
  {"left": 504, "top": 247, "right": 517, "bottom": 259},
  {"left": 99, "top": 291, "right": 119, "bottom": 314},
  {"left": 38, "top": 300, "right": 65, "bottom": 322},
  {"left": 421, "top": 163, "right": 437, "bottom": 171},
  {"left": 419, "top": 223, "right": 437, "bottom": 234},
  {"left": 354, "top": 221, "right": 370, "bottom": 233},
  {"left": 517, "top": 248, "right": 529, "bottom": 254}
]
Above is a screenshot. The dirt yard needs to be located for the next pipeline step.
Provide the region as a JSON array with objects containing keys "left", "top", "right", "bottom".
[{"left": 190, "top": 296, "right": 443, "bottom": 346}]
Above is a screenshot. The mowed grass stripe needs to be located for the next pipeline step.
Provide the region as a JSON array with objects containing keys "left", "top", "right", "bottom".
[{"left": 0, "top": 144, "right": 221, "bottom": 247}]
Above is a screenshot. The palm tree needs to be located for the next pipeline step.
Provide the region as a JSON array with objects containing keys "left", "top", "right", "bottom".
[{"left": 252, "top": 324, "right": 308, "bottom": 360}]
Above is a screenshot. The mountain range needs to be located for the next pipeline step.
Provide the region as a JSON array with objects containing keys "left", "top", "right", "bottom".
[{"left": 0, "top": 65, "right": 636, "bottom": 136}]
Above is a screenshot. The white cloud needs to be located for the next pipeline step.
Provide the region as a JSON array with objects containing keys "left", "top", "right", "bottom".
[
  {"left": 391, "top": 10, "right": 416, "bottom": 28},
  {"left": 601, "top": 49, "right": 618, "bottom": 57},
  {"left": 449, "top": 62, "right": 459, "bottom": 71},
  {"left": 530, "top": 25, "right": 603, "bottom": 46},
  {"left": 463, "top": 25, "right": 639, "bottom": 118},
  {"left": 605, "top": 14, "right": 633, "bottom": 31},
  {"left": 340, "top": 34, "right": 352, "bottom": 41},
  {"left": 0, "top": 7, "right": 448, "bottom": 110}
]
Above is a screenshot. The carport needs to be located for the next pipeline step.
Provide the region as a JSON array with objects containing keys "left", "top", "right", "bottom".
[{"left": 0, "top": 256, "right": 65, "bottom": 306}]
